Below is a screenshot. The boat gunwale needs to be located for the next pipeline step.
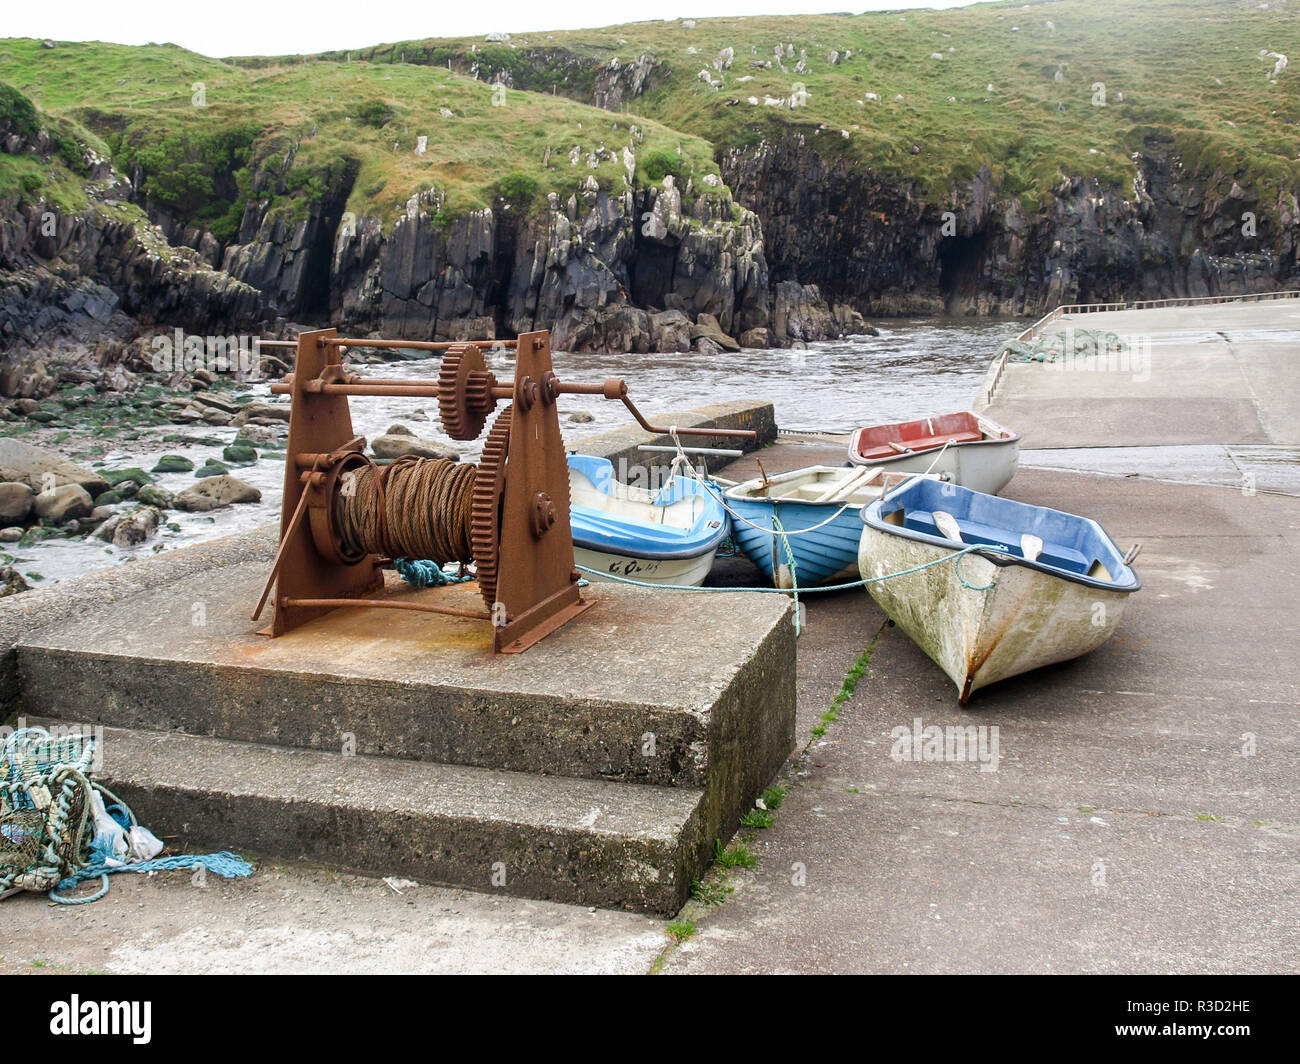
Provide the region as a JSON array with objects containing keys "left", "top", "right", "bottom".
[
  {"left": 722, "top": 465, "right": 879, "bottom": 508},
  {"left": 861, "top": 483, "right": 1141, "bottom": 594}
]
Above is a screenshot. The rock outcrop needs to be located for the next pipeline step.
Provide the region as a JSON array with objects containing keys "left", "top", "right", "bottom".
[
  {"left": 174, "top": 475, "right": 261, "bottom": 512},
  {"left": 721, "top": 132, "right": 1299, "bottom": 316},
  {"left": 331, "top": 180, "right": 773, "bottom": 351}
]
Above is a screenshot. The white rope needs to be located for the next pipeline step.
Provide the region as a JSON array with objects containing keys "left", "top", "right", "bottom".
[{"left": 921, "top": 439, "right": 952, "bottom": 476}]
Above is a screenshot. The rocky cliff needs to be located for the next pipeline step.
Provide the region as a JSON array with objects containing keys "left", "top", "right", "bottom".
[
  {"left": 1, "top": 98, "right": 266, "bottom": 390},
  {"left": 720, "top": 131, "right": 1298, "bottom": 316}
]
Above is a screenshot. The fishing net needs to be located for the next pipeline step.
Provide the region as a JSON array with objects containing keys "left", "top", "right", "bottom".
[
  {"left": 1002, "top": 328, "right": 1127, "bottom": 363},
  {"left": 0, "top": 728, "right": 96, "bottom": 893}
]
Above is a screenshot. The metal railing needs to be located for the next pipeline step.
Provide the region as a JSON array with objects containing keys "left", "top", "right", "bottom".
[
  {"left": 1015, "top": 302, "right": 1126, "bottom": 343},
  {"left": 1129, "top": 289, "right": 1300, "bottom": 310}
]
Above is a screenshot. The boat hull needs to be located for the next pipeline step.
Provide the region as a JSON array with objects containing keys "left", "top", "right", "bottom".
[
  {"left": 848, "top": 412, "right": 1020, "bottom": 494},
  {"left": 850, "top": 438, "right": 1019, "bottom": 495},
  {"left": 567, "top": 454, "right": 729, "bottom": 589},
  {"left": 724, "top": 465, "right": 941, "bottom": 588},
  {"left": 574, "top": 545, "right": 719, "bottom": 587},
  {"left": 728, "top": 497, "right": 861, "bottom": 588},
  {"left": 858, "top": 529, "right": 1132, "bottom": 703}
]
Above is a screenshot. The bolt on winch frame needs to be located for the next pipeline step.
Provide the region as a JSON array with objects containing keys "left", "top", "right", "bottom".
[{"left": 251, "top": 328, "right": 756, "bottom": 653}]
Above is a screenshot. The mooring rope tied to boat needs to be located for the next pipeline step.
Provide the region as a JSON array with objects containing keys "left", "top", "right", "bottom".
[
  {"left": 632, "top": 430, "right": 997, "bottom": 634},
  {"left": 666, "top": 427, "right": 857, "bottom": 538},
  {"left": 575, "top": 544, "right": 1003, "bottom": 597}
]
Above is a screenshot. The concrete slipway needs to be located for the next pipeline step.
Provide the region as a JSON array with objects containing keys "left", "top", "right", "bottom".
[{"left": 2, "top": 298, "right": 1297, "bottom": 974}]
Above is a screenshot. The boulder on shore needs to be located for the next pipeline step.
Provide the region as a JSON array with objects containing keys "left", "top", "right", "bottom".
[
  {"left": 0, "top": 481, "right": 34, "bottom": 524},
  {"left": 773, "top": 281, "right": 837, "bottom": 344},
  {"left": 649, "top": 309, "right": 693, "bottom": 353},
  {"left": 832, "top": 303, "right": 880, "bottom": 337},
  {"left": 152, "top": 454, "right": 194, "bottom": 473},
  {"left": 111, "top": 505, "right": 164, "bottom": 546},
  {"left": 689, "top": 312, "right": 741, "bottom": 352},
  {"left": 33, "top": 483, "right": 93, "bottom": 523},
  {"left": 174, "top": 475, "right": 262, "bottom": 512},
  {"left": 0, "top": 566, "right": 29, "bottom": 598},
  {"left": 0, "top": 438, "right": 110, "bottom": 497},
  {"left": 371, "top": 434, "right": 459, "bottom": 461},
  {"left": 233, "top": 402, "right": 291, "bottom": 426}
]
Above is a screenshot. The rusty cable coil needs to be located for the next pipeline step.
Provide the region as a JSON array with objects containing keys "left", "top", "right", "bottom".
[{"left": 336, "top": 456, "right": 478, "bottom": 566}]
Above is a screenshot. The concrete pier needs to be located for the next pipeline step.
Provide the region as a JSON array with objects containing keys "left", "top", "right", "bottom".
[
  {"left": 659, "top": 299, "right": 1300, "bottom": 973},
  {"left": 977, "top": 298, "right": 1300, "bottom": 448}
]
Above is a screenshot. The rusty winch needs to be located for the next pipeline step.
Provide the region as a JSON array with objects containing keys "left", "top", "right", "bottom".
[{"left": 251, "top": 328, "right": 753, "bottom": 653}]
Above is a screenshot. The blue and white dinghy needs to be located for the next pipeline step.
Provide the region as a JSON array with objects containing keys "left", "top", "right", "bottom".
[
  {"left": 858, "top": 477, "right": 1141, "bottom": 704},
  {"left": 724, "top": 465, "right": 934, "bottom": 589},
  {"left": 567, "top": 454, "right": 729, "bottom": 586}
]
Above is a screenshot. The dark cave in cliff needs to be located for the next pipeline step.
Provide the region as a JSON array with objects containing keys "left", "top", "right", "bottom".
[
  {"left": 629, "top": 236, "right": 677, "bottom": 310},
  {"left": 938, "top": 232, "right": 989, "bottom": 311}
]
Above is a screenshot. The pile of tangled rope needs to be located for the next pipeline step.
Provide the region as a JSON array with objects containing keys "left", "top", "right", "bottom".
[
  {"left": 1, "top": 727, "right": 251, "bottom": 905},
  {"left": 1001, "top": 329, "right": 1127, "bottom": 363}
]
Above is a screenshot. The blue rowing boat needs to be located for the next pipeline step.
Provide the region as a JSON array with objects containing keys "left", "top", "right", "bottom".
[
  {"left": 723, "top": 465, "right": 920, "bottom": 588},
  {"left": 567, "top": 454, "right": 730, "bottom": 586},
  {"left": 858, "top": 477, "right": 1141, "bottom": 703}
]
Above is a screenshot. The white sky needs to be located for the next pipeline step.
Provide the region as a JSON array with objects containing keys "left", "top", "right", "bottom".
[{"left": 5, "top": 1, "right": 984, "bottom": 59}]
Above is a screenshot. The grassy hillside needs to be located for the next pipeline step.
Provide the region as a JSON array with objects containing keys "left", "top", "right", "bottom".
[
  {"left": 303, "top": 0, "right": 1300, "bottom": 207},
  {"left": 1, "top": 0, "right": 1297, "bottom": 245},
  {"left": 0, "top": 37, "right": 728, "bottom": 237}
]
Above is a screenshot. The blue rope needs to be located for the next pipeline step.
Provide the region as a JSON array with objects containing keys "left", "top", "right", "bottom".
[
  {"left": 575, "top": 543, "right": 1010, "bottom": 595},
  {"left": 393, "top": 557, "right": 475, "bottom": 588},
  {"left": 50, "top": 852, "right": 253, "bottom": 905},
  {"left": 771, "top": 509, "right": 801, "bottom": 635}
]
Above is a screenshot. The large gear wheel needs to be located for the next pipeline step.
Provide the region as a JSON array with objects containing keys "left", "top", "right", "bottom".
[
  {"left": 471, "top": 406, "right": 512, "bottom": 611},
  {"left": 439, "top": 343, "right": 498, "bottom": 440}
]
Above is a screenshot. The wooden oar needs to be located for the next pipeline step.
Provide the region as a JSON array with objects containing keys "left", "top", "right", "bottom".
[{"left": 812, "top": 465, "right": 876, "bottom": 504}]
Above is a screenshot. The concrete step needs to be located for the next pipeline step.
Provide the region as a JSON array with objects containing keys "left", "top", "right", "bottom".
[
  {"left": 62, "top": 721, "right": 706, "bottom": 914},
  {"left": 18, "top": 562, "right": 793, "bottom": 792},
  {"left": 13, "top": 551, "right": 795, "bottom": 913}
]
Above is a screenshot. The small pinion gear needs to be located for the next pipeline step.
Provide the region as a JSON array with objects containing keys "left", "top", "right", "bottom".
[{"left": 439, "top": 343, "right": 499, "bottom": 440}]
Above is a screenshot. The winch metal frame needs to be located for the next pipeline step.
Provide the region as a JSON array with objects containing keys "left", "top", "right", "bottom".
[{"left": 251, "top": 328, "right": 754, "bottom": 653}]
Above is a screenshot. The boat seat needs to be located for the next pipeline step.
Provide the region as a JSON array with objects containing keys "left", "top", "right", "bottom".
[
  {"left": 856, "top": 429, "right": 982, "bottom": 461},
  {"left": 901, "top": 511, "right": 1091, "bottom": 574}
]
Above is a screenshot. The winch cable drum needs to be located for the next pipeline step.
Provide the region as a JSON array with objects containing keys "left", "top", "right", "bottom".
[{"left": 335, "top": 456, "right": 478, "bottom": 567}]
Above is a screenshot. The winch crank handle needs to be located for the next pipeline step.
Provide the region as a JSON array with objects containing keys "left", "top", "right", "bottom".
[
  {"left": 1123, "top": 542, "right": 1143, "bottom": 566},
  {"left": 619, "top": 393, "right": 757, "bottom": 440}
]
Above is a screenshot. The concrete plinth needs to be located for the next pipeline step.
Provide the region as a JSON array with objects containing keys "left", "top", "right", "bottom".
[{"left": 16, "top": 556, "right": 795, "bottom": 913}]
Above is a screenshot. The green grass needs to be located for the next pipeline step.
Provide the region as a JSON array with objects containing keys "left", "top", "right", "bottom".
[
  {"left": 759, "top": 783, "right": 787, "bottom": 811},
  {"left": 813, "top": 643, "right": 876, "bottom": 738},
  {"left": 275, "top": 0, "right": 1299, "bottom": 212},
  {"left": 0, "top": 37, "right": 727, "bottom": 232},
  {"left": 4, "top": 0, "right": 1295, "bottom": 235},
  {"left": 740, "top": 808, "right": 774, "bottom": 829},
  {"left": 665, "top": 919, "right": 696, "bottom": 943},
  {"left": 690, "top": 878, "right": 733, "bottom": 907},
  {"left": 713, "top": 836, "right": 759, "bottom": 870}
]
